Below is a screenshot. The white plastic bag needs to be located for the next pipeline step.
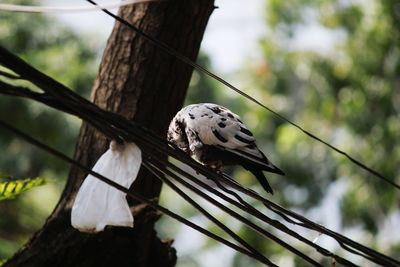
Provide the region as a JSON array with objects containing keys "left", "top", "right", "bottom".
[{"left": 71, "top": 141, "right": 142, "bottom": 233}]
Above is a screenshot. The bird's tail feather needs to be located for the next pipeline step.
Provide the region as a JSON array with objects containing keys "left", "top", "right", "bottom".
[
  {"left": 222, "top": 146, "right": 285, "bottom": 176},
  {"left": 249, "top": 168, "right": 274, "bottom": 195},
  {"left": 265, "top": 163, "right": 285, "bottom": 176}
]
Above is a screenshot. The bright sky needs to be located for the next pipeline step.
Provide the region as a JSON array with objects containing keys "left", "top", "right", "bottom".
[
  {"left": 43, "top": 0, "right": 340, "bottom": 74},
  {"left": 45, "top": 0, "right": 266, "bottom": 73}
]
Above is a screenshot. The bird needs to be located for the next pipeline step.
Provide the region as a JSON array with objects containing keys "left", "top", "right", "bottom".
[{"left": 167, "top": 103, "right": 284, "bottom": 194}]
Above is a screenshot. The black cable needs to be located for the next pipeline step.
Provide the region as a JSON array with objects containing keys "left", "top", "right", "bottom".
[
  {"left": 0, "top": 78, "right": 396, "bottom": 266},
  {"left": 219, "top": 173, "right": 400, "bottom": 267},
  {"left": 146, "top": 155, "right": 359, "bottom": 267},
  {"left": 143, "top": 161, "right": 276, "bottom": 267},
  {"left": 0, "top": 48, "right": 398, "bottom": 266}
]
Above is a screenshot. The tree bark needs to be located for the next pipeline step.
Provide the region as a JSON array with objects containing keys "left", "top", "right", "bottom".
[{"left": 5, "top": 1, "right": 214, "bottom": 266}]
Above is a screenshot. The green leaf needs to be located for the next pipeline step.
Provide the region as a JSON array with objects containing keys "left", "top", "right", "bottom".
[{"left": 0, "top": 176, "right": 46, "bottom": 200}]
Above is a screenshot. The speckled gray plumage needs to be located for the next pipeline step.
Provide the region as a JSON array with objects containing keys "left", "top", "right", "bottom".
[{"left": 167, "top": 103, "right": 284, "bottom": 194}]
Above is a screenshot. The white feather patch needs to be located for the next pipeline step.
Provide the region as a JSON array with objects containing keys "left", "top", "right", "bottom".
[
  {"left": 182, "top": 103, "right": 256, "bottom": 149},
  {"left": 71, "top": 141, "right": 142, "bottom": 233}
]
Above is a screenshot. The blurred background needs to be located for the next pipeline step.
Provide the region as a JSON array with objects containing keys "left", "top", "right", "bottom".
[{"left": 0, "top": 0, "right": 399, "bottom": 266}]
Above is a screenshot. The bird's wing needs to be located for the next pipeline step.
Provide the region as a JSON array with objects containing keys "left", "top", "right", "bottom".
[
  {"left": 170, "top": 103, "right": 284, "bottom": 175},
  {"left": 181, "top": 103, "right": 253, "bottom": 147},
  {"left": 181, "top": 103, "right": 283, "bottom": 174},
  {"left": 180, "top": 104, "right": 253, "bottom": 154}
]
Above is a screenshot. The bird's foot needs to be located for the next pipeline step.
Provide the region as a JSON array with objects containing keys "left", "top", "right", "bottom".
[{"left": 203, "top": 161, "right": 223, "bottom": 174}]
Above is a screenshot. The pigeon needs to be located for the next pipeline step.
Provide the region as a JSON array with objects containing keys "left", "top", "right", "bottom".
[{"left": 167, "top": 103, "right": 284, "bottom": 194}]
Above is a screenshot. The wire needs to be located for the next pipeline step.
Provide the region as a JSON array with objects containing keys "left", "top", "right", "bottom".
[
  {"left": 219, "top": 174, "right": 400, "bottom": 267},
  {"left": 145, "top": 159, "right": 327, "bottom": 267},
  {"left": 1, "top": 76, "right": 397, "bottom": 266},
  {"left": 85, "top": 0, "right": 400, "bottom": 191},
  {"left": 1, "top": 45, "right": 398, "bottom": 266},
  {"left": 0, "top": 0, "right": 161, "bottom": 13},
  {"left": 143, "top": 162, "right": 276, "bottom": 266},
  {"left": 0, "top": 76, "right": 397, "bottom": 266},
  {"left": 145, "top": 154, "right": 360, "bottom": 267}
]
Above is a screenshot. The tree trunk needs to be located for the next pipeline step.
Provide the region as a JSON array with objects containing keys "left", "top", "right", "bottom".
[{"left": 5, "top": 1, "right": 214, "bottom": 266}]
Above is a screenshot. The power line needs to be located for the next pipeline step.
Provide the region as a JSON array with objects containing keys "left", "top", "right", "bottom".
[
  {"left": 0, "top": 85, "right": 390, "bottom": 267},
  {"left": 146, "top": 158, "right": 339, "bottom": 267},
  {"left": 0, "top": 78, "right": 395, "bottom": 265},
  {"left": 0, "top": 79, "right": 369, "bottom": 266},
  {"left": 144, "top": 162, "right": 276, "bottom": 266},
  {"left": 85, "top": 0, "right": 400, "bottom": 191},
  {"left": 219, "top": 174, "right": 400, "bottom": 267}
]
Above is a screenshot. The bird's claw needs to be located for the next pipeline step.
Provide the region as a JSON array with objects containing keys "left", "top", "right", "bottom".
[{"left": 203, "top": 160, "right": 223, "bottom": 174}]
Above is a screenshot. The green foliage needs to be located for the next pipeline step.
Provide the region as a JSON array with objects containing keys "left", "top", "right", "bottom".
[
  {"left": 0, "top": 176, "right": 46, "bottom": 201},
  {"left": 0, "top": 0, "right": 98, "bottom": 178}
]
